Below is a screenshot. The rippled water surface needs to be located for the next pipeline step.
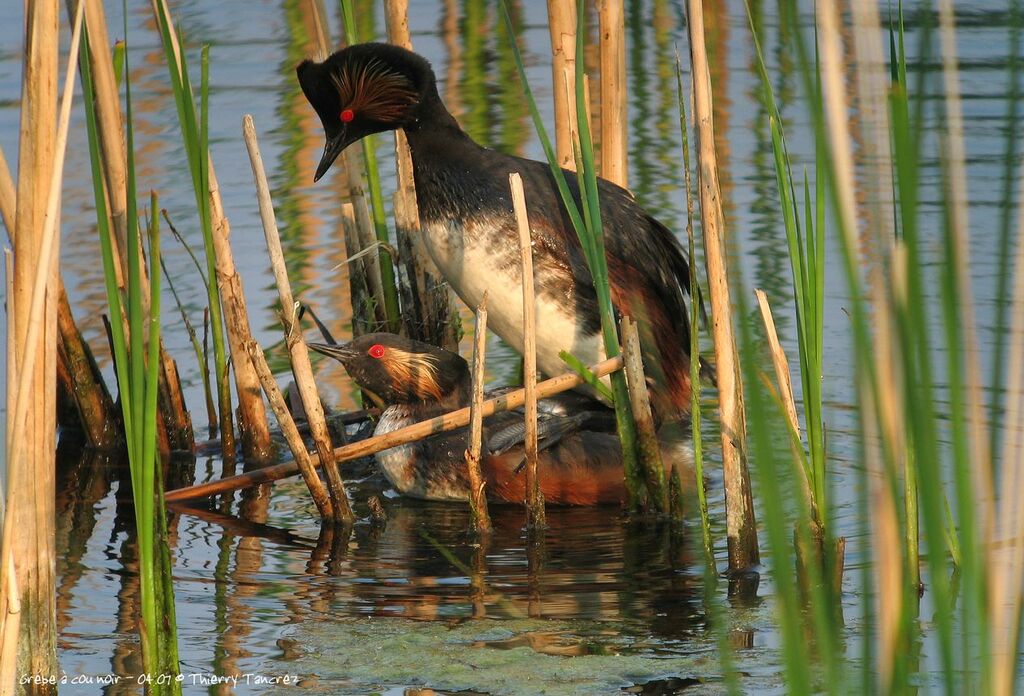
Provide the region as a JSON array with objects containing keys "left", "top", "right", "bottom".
[{"left": 1, "top": 0, "right": 1022, "bottom": 692}]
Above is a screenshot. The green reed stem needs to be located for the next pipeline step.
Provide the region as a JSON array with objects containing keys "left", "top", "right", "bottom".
[
  {"left": 83, "top": 19, "right": 180, "bottom": 690},
  {"left": 559, "top": 350, "right": 615, "bottom": 402}
]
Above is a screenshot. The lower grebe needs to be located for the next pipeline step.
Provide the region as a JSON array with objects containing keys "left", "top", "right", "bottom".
[
  {"left": 298, "top": 43, "right": 701, "bottom": 424},
  {"left": 311, "top": 333, "right": 691, "bottom": 505}
]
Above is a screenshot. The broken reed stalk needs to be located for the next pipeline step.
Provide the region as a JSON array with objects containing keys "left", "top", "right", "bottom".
[
  {"left": 2, "top": 1, "right": 82, "bottom": 685},
  {"left": 685, "top": 0, "right": 759, "bottom": 570},
  {"left": 597, "top": 0, "right": 627, "bottom": 187},
  {"left": 755, "top": 290, "right": 834, "bottom": 590},
  {"left": 465, "top": 292, "right": 492, "bottom": 533},
  {"left": 165, "top": 354, "right": 625, "bottom": 501},
  {"left": 244, "top": 341, "right": 334, "bottom": 520},
  {"left": 547, "top": 0, "right": 578, "bottom": 169},
  {"left": 243, "top": 114, "right": 353, "bottom": 523},
  {"left": 57, "top": 283, "right": 119, "bottom": 448},
  {"left": 509, "top": 173, "right": 546, "bottom": 528},
  {"left": 384, "top": 0, "right": 459, "bottom": 350},
  {"left": 754, "top": 291, "right": 801, "bottom": 440},
  {"left": 619, "top": 315, "right": 668, "bottom": 512}
]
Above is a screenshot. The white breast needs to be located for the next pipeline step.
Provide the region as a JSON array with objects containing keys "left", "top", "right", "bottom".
[
  {"left": 373, "top": 407, "right": 418, "bottom": 494},
  {"left": 420, "top": 218, "right": 606, "bottom": 382}
]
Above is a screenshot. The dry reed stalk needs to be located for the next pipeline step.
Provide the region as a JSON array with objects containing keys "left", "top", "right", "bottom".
[
  {"left": 384, "top": 0, "right": 459, "bottom": 351},
  {"left": 465, "top": 293, "right": 493, "bottom": 533},
  {"left": 547, "top": 0, "right": 578, "bottom": 169},
  {"left": 208, "top": 167, "right": 275, "bottom": 465},
  {"left": 754, "top": 291, "right": 799, "bottom": 437},
  {"left": 243, "top": 341, "right": 335, "bottom": 520},
  {"left": 509, "top": 173, "right": 545, "bottom": 528},
  {"left": 243, "top": 114, "right": 353, "bottom": 523},
  {"left": 937, "top": 0, "right": 995, "bottom": 552},
  {"left": 685, "top": 0, "right": 759, "bottom": 570},
  {"left": 152, "top": 0, "right": 272, "bottom": 463},
  {"left": 3, "top": 144, "right": 118, "bottom": 449},
  {"left": 57, "top": 283, "right": 119, "bottom": 448},
  {"left": 4, "top": 249, "right": 13, "bottom": 465},
  {"left": 754, "top": 289, "right": 816, "bottom": 509},
  {"left": 756, "top": 290, "right": 842, "bottom": 592},
  {"left": 597, "top": 0, "right": 627, "bottom": 187},
  {"left": 2, "top": 1, "right": 82, "bottom": 684},
  {"left": 0, "top": 251, "right": 20, "bottom": 696},
  {"left": 874, "top": 248, "right": 908, "bottom": 690},
  {"left": 863, "top": 394, "right": 905, "bottom": 692},
  {"left": 988, "top": 135, "right": 1024, "bottom": 696},
  {"left": 165, "top": 354, "right": 625, "bottom": 501},
  {"left": 619, "top": 315, "right": 667, "bottom": 511}
]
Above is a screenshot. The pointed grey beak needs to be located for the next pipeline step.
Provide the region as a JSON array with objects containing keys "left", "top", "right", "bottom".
[
  {"left": 308, "top": 342, "right": 358, "bottom": 364},
  {"left": 314, "top": 131, "right": 347, "bottom": 182}
]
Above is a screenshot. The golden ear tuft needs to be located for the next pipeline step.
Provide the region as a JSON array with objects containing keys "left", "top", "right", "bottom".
[
  {"left": 381, "top": 348, "right": 444, "bottom": 401},
  {"left": 331, "top": 57, "right": 418, "bottom": 124}
]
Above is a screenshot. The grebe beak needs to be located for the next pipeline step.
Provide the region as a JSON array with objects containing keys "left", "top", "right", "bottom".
[
  {"left": 314, "top": 130, "right": 348, "bottom": 182},
  {"left": 308, "top": 342, "right": 359, "bottom": 364}
]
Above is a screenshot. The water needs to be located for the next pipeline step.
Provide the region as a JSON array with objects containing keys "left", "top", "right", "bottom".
[{"left": 1, "top": 0, "right": 1022, "bottom": 692}]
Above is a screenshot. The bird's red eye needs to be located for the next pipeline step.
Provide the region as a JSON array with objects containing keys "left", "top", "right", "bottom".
[
  {"left": 368, "top": 344, "right": 385, "bottom": 359},
  {"left": 340, "top": 108, "right": 355, "bottom": 123}
]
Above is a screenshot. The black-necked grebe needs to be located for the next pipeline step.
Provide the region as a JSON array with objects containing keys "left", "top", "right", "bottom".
[
  {"left": 310, "top": 333, "right": 690, "bottom": 505},
  {"left": 298, "top": 43, "right": 700, "bottom": 422}
]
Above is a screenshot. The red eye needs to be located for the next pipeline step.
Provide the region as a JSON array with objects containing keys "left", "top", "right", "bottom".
[
  {"left": 368, "top": 344, "right": 385, "bottom": 359},
  {"left": 340, "top": 108, "right": 355, "bottom": 123}
]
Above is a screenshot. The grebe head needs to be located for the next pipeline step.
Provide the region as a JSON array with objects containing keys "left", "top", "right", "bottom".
[
  {"left": 309, "top": 333, "right": 467, "bottom": 405},
  {"left": 297, "top": 43, "right": 441, "bottom": 181}
]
